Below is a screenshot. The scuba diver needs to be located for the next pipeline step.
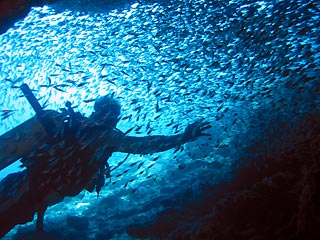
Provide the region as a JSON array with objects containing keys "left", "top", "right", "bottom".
[{"left": 0, "top": 84, "right": 211, "bottom": 237}]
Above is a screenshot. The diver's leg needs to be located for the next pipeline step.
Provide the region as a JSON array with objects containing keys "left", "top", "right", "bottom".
[
  {"left": 36, "top": 209, "right": 45, "bottom": 232},
  {"left": 0, "top": 171, "right": 35, "bottom": 237}
]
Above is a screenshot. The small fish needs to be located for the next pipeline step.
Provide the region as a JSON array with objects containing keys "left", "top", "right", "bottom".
[
  {"left": 147, "top": 81, "right": 152, "bottom": 91},
  {"left": 166, "top": 119, "right": 174, "bottom": 127},
  {"left": 129, "top": 161, "right": 139, "bottom": 167},
  {"left": 122, "top": 114, "right": 133, "bottom": 120},
  {"left": 130, "top": 99, "right": 139, "bottom": 105},
  {"left": 154, "top": 114, "right": 161, "bottom": 120},
  {"left": 1, "top": 109, "right": 15, "bottom": 114},
  {"left": 83, "top": 99, "right": 96, "bottom": 103},
  {"left": 178, "top": 164, "right": 186, "bottom": 170},
  {"left": 131, "top": 188, "right": 137, "bottom": 194},
  {"left": 77, "top": 82, "right": 89, "bottom": 87},
  {"left": 155, "top": 101, "right": 161, "bottom": 112},
  {"left": 41, "top": 98, "right": 50, "bottom": 109},
  {"left": 147, "top": 163, "right": 155, "bottom": 169},
  {"left": 110, "top": 153, "right": 130, "bottom": 171},
  {"left": 1, "top": 110, "right": 15, "bottom": 120},
  {"left": 55, "top": 84, "right": 70, "bottom": 88},
  {"left": 146, "top": 121, "right": 151, "bottom": 130},
  {"left": 120, "top": 70, "right": 129, "bottom": 76},
  {"left": 173, "top": 146, "right": 181, "bottom": 154},
  {"left": 135, "top": 125, "right": 143, "bottom": 132},
  {"left": 137, "top": 162, "right": 144, "bottom": 169},
  {"left": 115, "top": 173, "right": 122, "bottom": 178},
  {"left": 153, "top": 89, "right": 161, "bottom": 97},
  {"left": 133, "top": 106, "right": 143, "bottom": 113},
  {"left": 217, "top": 104, "right": 223, "bottom": 111},
  {"left": 66, "top": 79, "right": 77, "bottom": 86},
  {"left": 46, "top": 76, "right": 52, "bottom": 86},
  {"left": 152, "top": 156, "right": 160, "bottom": 161},
  {"left": 53, "top": 86, "right": 66, "bottom": 92},
  {"left": 124, "top": 127, "right": 134, "bottom": 135}
]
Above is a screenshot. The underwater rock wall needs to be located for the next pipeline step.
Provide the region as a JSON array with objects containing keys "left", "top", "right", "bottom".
[
  {"left": 0, "top": 0, "right": 59, "bottom": 34},
  {"left": 127, "top": 111, "right": 320, "bottom": 239}
]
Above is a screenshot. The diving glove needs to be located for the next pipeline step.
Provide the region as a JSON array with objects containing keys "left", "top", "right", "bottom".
[{"left": 182, "top": 121, "right": 211, "bottom": 143}]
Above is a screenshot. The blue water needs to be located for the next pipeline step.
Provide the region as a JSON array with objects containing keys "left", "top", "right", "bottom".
[{"left": 0, "top": 0, "right": 319, "bottom": 239}]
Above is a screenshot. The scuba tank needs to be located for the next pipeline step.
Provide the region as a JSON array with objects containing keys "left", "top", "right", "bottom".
[{"left": 0, "top": 84, "right": 65, "bottom": 171}]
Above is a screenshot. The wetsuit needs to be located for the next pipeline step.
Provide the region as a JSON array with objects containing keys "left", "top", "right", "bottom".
[{"left": 0, "top": 114, "right": 190, "bottom": 237}]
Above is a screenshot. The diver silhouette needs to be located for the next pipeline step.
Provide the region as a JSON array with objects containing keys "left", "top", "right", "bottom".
[{"left": 0, "top": 86, "right": 211, "bottom": 237}]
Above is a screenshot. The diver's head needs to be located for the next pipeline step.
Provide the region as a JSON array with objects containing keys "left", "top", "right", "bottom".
[{"left": 92, "top": 95, "right": 121, "bottom": 127}]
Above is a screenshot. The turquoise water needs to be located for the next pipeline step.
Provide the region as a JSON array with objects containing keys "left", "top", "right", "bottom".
[{"left": 0, "top": 0, "right": 319, "bottom": 239}]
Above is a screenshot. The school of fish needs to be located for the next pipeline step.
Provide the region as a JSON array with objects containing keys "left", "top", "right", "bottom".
[{"left": 0, "top": 0, "right": 319, "bottom": 238}]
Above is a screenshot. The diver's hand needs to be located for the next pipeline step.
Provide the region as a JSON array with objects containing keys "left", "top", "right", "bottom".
[{"left": 182, "top": 121, "right": 211, "bottom": 143}]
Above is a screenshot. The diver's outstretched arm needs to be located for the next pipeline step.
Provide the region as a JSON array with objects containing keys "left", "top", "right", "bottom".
[
  {"left": 113, "top": 121, "right": 211, "bottom": 154},
  {"left": 117, "top": 134, "right": 185, "bottom": 154}
]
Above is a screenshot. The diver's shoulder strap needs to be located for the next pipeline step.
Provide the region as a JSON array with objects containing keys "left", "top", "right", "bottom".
[{"left": 20, "top": 83, "right": 55, "bottom": 136}]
